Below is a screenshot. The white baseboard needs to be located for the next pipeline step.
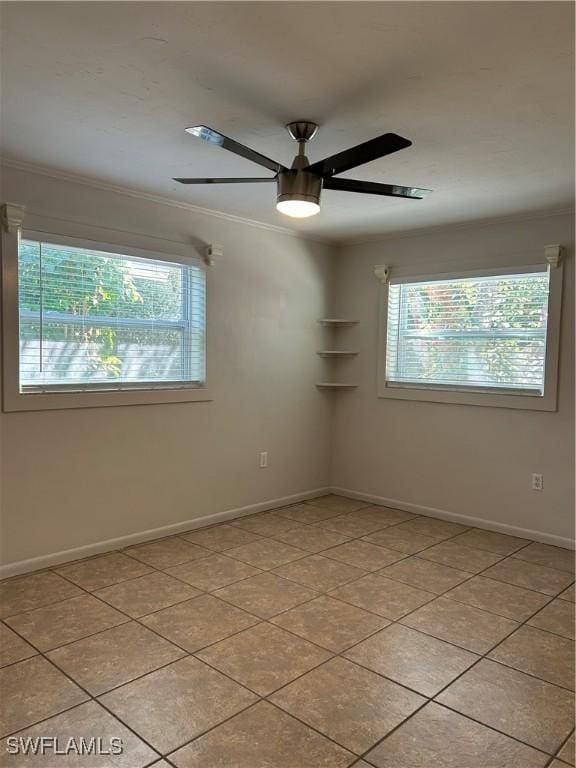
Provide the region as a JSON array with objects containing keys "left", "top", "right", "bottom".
[
  {"left": 3, "top": 484, "right": 573, "bottom": 579},
  {"left": 0, "top": 487, "right": 331, "bottom": 579},
  {"left": 332, "top": 486, "right": 576, "bottom": 550}
]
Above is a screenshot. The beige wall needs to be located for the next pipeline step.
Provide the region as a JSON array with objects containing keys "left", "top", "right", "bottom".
[
  {"left": 0, "top": 166, "right": 334, "bottom": 567},
  {"left": 1, "top": 167, "right": 573, "bottom": 571},
  {"left": 331, "top": 213, "right": 575, "bottom": 544}
]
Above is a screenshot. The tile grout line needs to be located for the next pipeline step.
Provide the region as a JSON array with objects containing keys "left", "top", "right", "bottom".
[
  {"left": 545, "top": 727, "right": 575, "bottom": 768},
  {"left": 261, "top": 533, "right": 575, "bottom": 762},
  {"left": 0, "top": 513, "right": 470, "bottom": 759},
  {"left": 140, "top": 522, "right": 575, "bottom": 759},
  {"left": 3, "top": 523, "right": 573, "bottom": 682},
  {"left": 3, "top": 513, "right": 573, "bottom": 681},
  {"left": 185, "top": 512, "right": 567, "bottom": 763},
  {"left": 267, "top": 523, "right": 572, "bottom": 649},
  {"left": 0, "top": 629, "right": 166, "bottom": 762},
  {"left": 347, "top": 543, "right": 575, "bottom": 765},
  {"left": 0, "top": 502, "right": 424, "bottom": 588},
  {"left": 4, "top": 539, "right": 386, "bottom": 761},
  {"left": 1, "top": 633, "right": 571, "bottom": 762},
  {"left": 1, "top": 497, "right": 574, "bottom": 764},
  {"left": 2, "top": 618, "right": 271, "bottom": 766},
  {"left": 161, "top": 511, "right": 527, "bottom": 621},
  {"left": 3, "top": 503, "right": 567, "bottom": 594},
  {"left": 4, "top": 508, "right": 438, "bottom": 667},
  {"left": 1, "top": 560, "right": 280, "bottom": 754},
  {"left": 265, "top": 513, "right": 574, "bottom": 598},
  {"left": 273, "top": 591, "right": 573, "bottom": 764},
  {"left": 3, "top": 497, "right": 570, "bottom": 586}
]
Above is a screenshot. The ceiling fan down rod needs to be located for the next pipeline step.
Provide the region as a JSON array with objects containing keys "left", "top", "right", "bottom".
[{"left": 286, "top": 121, "right": 319, "bottom": 170}]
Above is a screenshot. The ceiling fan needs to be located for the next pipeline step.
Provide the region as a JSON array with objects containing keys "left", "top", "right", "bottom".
[{"left": 174, "top": 121, "right": 431, "bottom": 218}]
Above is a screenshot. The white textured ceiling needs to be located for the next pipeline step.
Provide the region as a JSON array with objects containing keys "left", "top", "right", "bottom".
[{"left": 1, "top": 2, "right": 574, "bottom": 241}]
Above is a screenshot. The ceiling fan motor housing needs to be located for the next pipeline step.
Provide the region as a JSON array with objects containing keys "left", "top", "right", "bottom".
[{"left": 277, "top": 169, "right": 322, "bottom": 207}]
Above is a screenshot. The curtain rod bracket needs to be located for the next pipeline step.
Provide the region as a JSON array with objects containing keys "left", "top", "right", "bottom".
[
  {"left": 204, "top": 243, "right": 223, "bottom": 266},
  {"left": 374, "top": 264, "right": 390, "bottom": 283},
  {"left": 1, "top": 203, "right": 25, "bottom": 233},
  {"left": 544, "top": 245, "right": 563, "bottom": 268}
]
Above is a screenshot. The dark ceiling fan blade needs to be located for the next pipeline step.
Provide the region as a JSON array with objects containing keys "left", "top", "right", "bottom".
[
  {"left": 306, "top": 133, "right": 412, "bottom": 177},
  {"left": 185, "top": 126, "right": 287, "bottom": 173},
  {"left": 323, "top": 177, "right": 431, "bottom": 199},
  {"left": 174, "top": 177, "right": 276, "bottom": 184}
]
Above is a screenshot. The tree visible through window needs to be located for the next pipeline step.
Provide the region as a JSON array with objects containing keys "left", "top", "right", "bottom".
[
  {"left": 18, "top": 239, "right": 206, "bottom": 392},
  {"left": 385, "top": 271, "right": 550, "bottom": 394}
]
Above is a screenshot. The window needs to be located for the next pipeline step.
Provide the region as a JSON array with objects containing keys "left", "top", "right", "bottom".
[
  {"left": 3, "top": 233, "right": 209, "bottom": 409},
  {"left": 379, "top": 261, "right": 562, "bottom": 411},
  {"left": 0, "top": 225, "right": 212, "bottom": 412}
]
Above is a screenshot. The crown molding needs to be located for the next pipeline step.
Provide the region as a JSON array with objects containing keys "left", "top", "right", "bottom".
[
  {"left": 3, "top": 157, "right": 572, "bottom": 250},
  {"left": 339, "top": 206, "right": 575, "bottom": 248},
  {"left": 0, "top": 157, "right": 334, "bottom": 246}
]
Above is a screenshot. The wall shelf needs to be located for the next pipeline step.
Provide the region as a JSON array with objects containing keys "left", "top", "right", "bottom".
[
  {"left": 318, "top": 319, "right": 358, "bottom": 327},
  {"left": 316, "top": 383, "right": 358, "bottom": 390},
  {"left": 317, "top": 317, "right": 359, "bottom": 392}
]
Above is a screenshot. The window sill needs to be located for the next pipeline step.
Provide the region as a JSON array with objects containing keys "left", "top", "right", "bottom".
[
  {"left": 2, "top": 386, "right": 213, "bottom": 412},
  {"left": 378, "top": 383, "right": 557, "bottom": 411}
]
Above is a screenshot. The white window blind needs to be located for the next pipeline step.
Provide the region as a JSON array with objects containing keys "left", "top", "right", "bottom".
[
  {"left": 18, "top": 239, "right": 206, "bottom": 393},
  {"left": 385, "top": 269, "right": 550, "bottom": 395}
]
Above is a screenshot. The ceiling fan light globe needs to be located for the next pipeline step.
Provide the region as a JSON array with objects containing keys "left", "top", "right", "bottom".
[{"left": 276, "top": 200, "right": 320, "bottom": 218}]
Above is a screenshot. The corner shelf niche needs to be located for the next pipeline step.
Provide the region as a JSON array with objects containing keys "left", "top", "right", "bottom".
[{"left": 316, "top": 318, "right": 359, "bottom": 390}]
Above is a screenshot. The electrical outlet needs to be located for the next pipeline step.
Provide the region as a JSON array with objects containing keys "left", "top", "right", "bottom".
[
  {"left": 532, "top": 473, "right": 544, "bottom": 491},
  {"left": 259, "top": 451, "right": 268, "bottom": 468}
]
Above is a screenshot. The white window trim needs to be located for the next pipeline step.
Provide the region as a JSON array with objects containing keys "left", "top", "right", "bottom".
[
  {"left": 1, "top": 204, "right": 213, "bottom": 412},
  {"left": 375, "top": 254, "right": 564, "bottom": 411}
]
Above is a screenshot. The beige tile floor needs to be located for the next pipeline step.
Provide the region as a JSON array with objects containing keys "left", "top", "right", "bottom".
[{"left": 0, "top": 494, "right": 574, "bottom": 768}]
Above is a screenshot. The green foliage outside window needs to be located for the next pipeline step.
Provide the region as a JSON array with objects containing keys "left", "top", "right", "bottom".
[
  {"left": 19, "top": 241, "right": 186, "bottom": 380},
  {"left": 387, "top": 273, "right": 549, "bottom": 391}
]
